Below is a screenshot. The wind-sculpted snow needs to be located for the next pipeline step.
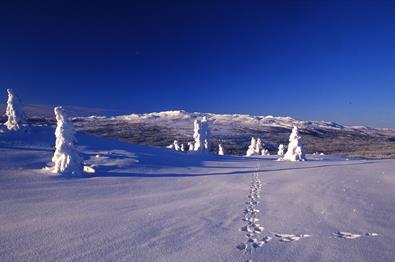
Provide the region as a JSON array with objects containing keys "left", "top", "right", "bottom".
[{"left": 0, "top": 127, "right": 394, "bottom": 261}]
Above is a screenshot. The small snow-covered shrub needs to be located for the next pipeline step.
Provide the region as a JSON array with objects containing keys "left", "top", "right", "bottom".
[
  {"left": 277, "top": 144, "right": 285, "bottom": 157},
  {"left": 167, "top": 140, "right": 181, "bottom": 151},
  {"left": 218, "top": 144, "right": 224, "bottom": 155},
  {"left": 261, "top": 148, "right": 270, "bottom": 156},
  {"left": 188, "top": 142, "right": 194, "bottom": 151}
]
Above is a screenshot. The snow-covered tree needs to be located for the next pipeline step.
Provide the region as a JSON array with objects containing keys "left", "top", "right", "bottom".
[
  {"left": 4, "top": 89, "right": 26, "bottom": 131},
  {"left": 218, "top": 143, "right": 224, "bottom": 155},
  {"left": 255, "top": 138, "right": 263, "bottom": 155},
  {"left": 180, "top": 144, "right": 185, "bottom": 152},
  {"left": 277, "top": 144, "right": 285, "bottom": 157},
  {"left": 193, "top": 120, "right": 201, "bottom": 150},
  {"left": 283, "top": 126, "right": 306, "bottom": 161},
  {"left": 167, "top": 140, "right": 181, "bottom": 151},
  {"left": 246, "top": 137, "right": 257, "bottom": 156},
  {"left": 50, "top": 106, "right": 83, "bottom": 176},
  {"left": 246, "top": 137, "right": 266, "bottom": 156},
  {"left": 193, "top": 116, "right": 210, "bottom": 152},
  {"left": 261, "top": 148, "right": 270, "bottom": 156},
  {"left": 173, "top": 140, "right": 180, "bottom": 151},
  {"left": 188, "top": 142, "right": 194, "bottom": 151}
]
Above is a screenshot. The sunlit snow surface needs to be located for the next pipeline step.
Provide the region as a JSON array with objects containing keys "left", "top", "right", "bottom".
[{"left": 0, "top": 127, "right": 394, "bottom": 261}]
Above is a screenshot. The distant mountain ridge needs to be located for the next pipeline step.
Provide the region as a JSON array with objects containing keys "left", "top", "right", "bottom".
[
  {"left": 2, "top": 107, "right": 395, "bottom": 158},
  {"left": 72, "top": 110, "right": 395, "bottom": 159}
]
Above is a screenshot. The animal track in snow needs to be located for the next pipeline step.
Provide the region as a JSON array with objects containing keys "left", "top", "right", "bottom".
[
  {"left": 332, "top": 232, "right": 361, "bottom": 239},
  {"left": 365, "top": 232, "right": 379, "bottom": 236},
  {"left": 239, "top": 171, "right": 269, "bottom": 258},
  {"left": 271, "top": 233, "right": 312, "bottom": 242},
  {"left": 332, "top": 231, "right": 379, "bottom": 240},
  {"left": 237, "top": 165, "right": 380, "bottom": 262},
  {"left": 238, "top": 168, "right": 275, "bottom": 262}
]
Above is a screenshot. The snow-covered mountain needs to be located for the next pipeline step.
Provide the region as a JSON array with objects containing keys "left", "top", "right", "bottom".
[
  {"left": 2, "top": 109, "right": 395, "bottom": 158},
  {"left": 72, "top": 110, "right": 395, "bottom": 159}
]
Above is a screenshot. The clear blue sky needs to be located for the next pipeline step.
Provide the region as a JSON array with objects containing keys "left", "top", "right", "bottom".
[{"left": 0, "top": 0, "right": 394, "bottom": 127}]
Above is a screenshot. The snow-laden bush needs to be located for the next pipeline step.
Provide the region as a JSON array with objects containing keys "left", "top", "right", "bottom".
[
  {"left": 167, "top": 140, "right": 181, "bottom": 151},
  {"left": 188, "top": 142, "right": 194, "bottom": 151},
  {"left": 4, "top": 89, "right": 26, "bottom": 131},
  {"left": 246, "top": 137, "right": 257, "bottom": 156},
  {"left": 283, "top": 126, "right": 306, "bottom": 161},
  {"left": 218, "top": 143, "right": 224, "bottom": 155},
  {"left": 180, "top": 144, "right": 185, "bottom": 152},
  {"left": 277, "top": 144, "right": 285, "bottom": 157},
  {"left": 246, "top": 137, "right": 267, "bottom": 156},
  {"left": 50, "top": 106, "right": 83, "bottom": 176},
  {"left": 261, "top": 148, "right": 270, "bottom": 156},
  {"left": 193, "top": 116, "right": 210, "bottom": 152}
]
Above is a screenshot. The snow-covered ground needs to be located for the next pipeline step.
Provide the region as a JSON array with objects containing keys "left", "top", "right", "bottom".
[{"left": 0, "top": 127, "right": 394, "bottom": 261}]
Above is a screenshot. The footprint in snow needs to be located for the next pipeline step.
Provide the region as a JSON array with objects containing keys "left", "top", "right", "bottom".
[
  {"left": 333, "top": 232, "right": 379, "bottom": 239},
  {"left": 365, "top": 232, "right": 379, "bottom": 236},
  {"left": 272, "top": 233, "right": 312, "bottom": 242},
  {"left": 253, "top": 236, "right": 272, "bottom": 247},
  {"left": 332, "top": 232, "right": 361, "bottom": 239}
]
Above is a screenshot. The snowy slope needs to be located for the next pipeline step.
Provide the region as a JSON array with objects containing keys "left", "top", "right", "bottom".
[{"left": 0, "top": 126, "right": 394, "bottom": 261}]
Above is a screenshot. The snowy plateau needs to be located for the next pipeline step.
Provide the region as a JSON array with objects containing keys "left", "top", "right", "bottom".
[{"left": 0, "top": 109, "right": 395, "bottom": 262}]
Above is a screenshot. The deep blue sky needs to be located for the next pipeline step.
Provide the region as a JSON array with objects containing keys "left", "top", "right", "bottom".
[{"left": 0, "top": 0, "right": 394, "bottom": 127}]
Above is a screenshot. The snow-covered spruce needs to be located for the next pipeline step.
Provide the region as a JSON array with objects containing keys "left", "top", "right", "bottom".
[
  {"left": 167, "top": 140, "right": 181, "bottom": 151},
  {"left": 277, "top": 144, "right": 285, "bottom": 157},
  {"left": 4, "top": 89, "right": 26, "bottom": 131},
  {"left": 218, "top": 143, "right": 224, "bottom": 155},
  {"left": 188, "top": 142, "right": 194, "bottom": 151},
  {"left": 50, "top": 106, "right": 83, "bottom": 176},
  {"left": 246, "top": 137, "right": 265, "bottom": 156},
  {"left": 255, "top": 138, "right": 263, "bottom": 155},
  {"left": 246, "top": 137, "right": 257, "bottom": 156},
  {"left": 193, "top": 116, "right": 210, "bottom": 152},
  {"left": 282, "top": 126, "right": 306, "bottom": 161}
]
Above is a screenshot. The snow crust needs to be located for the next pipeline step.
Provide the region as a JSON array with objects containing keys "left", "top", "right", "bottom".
[{"left": 0, "top": 127, "right": 394, "bottom": 261}]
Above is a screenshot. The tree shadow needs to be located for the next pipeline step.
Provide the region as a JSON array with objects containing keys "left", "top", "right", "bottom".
[{"left": 89, "top": 160, "right": 377, "bottom": 178}]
